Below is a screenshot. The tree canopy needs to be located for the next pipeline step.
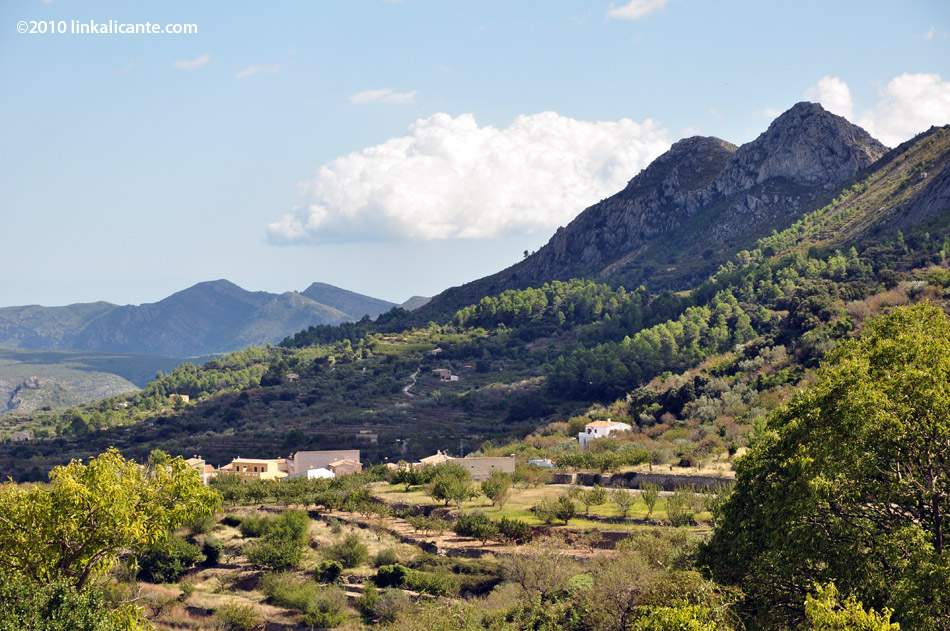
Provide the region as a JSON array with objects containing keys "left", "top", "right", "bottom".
[
  {"left": 0, "top": 448, "right": 219, "bottom": 591},
  {"left": 699, "top": 303, "right": 950, "bottom": 629}
]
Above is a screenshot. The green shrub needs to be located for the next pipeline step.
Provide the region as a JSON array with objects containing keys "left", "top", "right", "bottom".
[
  {"left": 178, "top": 580, "right": 195, "bottom": 601},
  {"left": 405, "top": 566, "right": 460, "bottom": 597},
  {"left": 373, "top": 588, "right": 411, "bottom": 623},
  {"left": 239, "top": 515, "right": 271, "bottom": 538},
  {"left": 315, "top": 560, "right": 343, "bottom": 583},
  {"left": 187, "top": 514, "right": 216, "bottom": 536},
  {"left": 374, "top": 564, "right": 409, "bottom": 588},
  {"left": 202, "top": 536, "right": 225, "bottom": 566},
  {"left": 213, "top": 602, "right": 262, "bottom": 631},
  {"left": 358, "top": 581, "right": 378, "bottom": 618},
  {"left": 454, "top": 512, "right": 499, "bottom": 544},
  {"left": 244, "top": 536, "right": 304, "bottom": 571},
  {"left": 261, "top": 572, "right": 318, "bottom": 612},
  {"left": 326, "top": 516, "right": 343, "bottom": 534},
  {"left": 0, "top": 570, "right": 146, "bottom": 631},
  {"left": 300, "top": 585, "right": 347, "bottom": 628},
  {"left": 406, "top": 515, "right": 449, "bottom": 535},
  {"left": 666, "top": 486, "right": 695, "bottom": 527},
  {"left": 325, "top": 532, "right": 369, "bottom": 568},
  {"left": 137, "top": 536, "right": 204, "bottom": 583},
  {"left": 268, "top": 510, "right": 311, "bottom": 544},
  {"left": 498, "top": 517, "right": 533, "bottom": 544},
  {"left": 374, "top": 547, "right": 399, "bottom": 568},
  {"left": 641, "top": 483, "right": 661, "bottom": 517}
]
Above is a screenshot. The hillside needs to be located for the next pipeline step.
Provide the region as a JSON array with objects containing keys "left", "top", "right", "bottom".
[
  {"left": 1, "top": 115, "right": 948, "bottom": 486},
  {"left": 301, "top": 282, "right": 397, "bottom": 319},
  {"left": 420, "top": 103, "right": 887, "bottom": 319},
  {"left": 0, "top": 280, "right": 398, "bottom": 357}
]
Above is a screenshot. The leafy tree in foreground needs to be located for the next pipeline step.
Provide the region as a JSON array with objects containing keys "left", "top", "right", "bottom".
[
  {"left": 428, "top": 462, "right": 476, "bottom": 507},
  {"left": 0, "top": 447, "right": 219, "bottom": 591},
  {"left": 700, "top": 303, "right": 950, "bottom": 630}
]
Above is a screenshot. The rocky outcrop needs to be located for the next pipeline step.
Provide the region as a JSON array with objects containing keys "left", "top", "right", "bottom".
[{"left": 420, "top": 103, "right": 889, "bottom": 316}]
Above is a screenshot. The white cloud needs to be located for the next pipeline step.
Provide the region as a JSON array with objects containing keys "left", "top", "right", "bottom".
[
  {"left": 756, "top": 108, "right": 782, "bottom": 118},
  {"left": 349, "top": 88, "right": 418, "bottom": 104},
  {"left": 804, "top": 75, "right": 854, "bottom": 119},
  {"left": 172, "top": 53, "right": 210, "bottom": 71},
  {"left": 925, "top": 26, "right": 935, "bottom": 39},
  {"left": 117, "top": 62, "right": 135, "bottom": 73},
  {"left": 267, "top": 112, "right": 670, "bottom": 244},
  {"left": 236, "top": 64, "right": 279, "bottom": 78},
  {"left": 803, "top": 73, "right": 950, "bottom": 147},
  {"left": 607, "top": 0, "right": 671, "bottom": 20},
  {"left": 857, "top": 73, "right": 950, "bottom": 146}
]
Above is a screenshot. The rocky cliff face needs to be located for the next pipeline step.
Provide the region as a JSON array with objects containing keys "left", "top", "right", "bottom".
[{"left": 421, "top": 103, "right": 888, "bottom": 317}]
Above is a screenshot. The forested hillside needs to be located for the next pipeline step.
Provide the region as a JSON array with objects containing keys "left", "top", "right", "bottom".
[{"left": 2, "top": 126, "right": 948, "bottom": 484}]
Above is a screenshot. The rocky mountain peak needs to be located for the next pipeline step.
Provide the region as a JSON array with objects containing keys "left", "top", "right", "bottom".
[
  {"left": 418, "top": 103, "right": 894, "bottom": 318},
  {"left": 715, "top": 102, "right": 887, "bottom": 193}
]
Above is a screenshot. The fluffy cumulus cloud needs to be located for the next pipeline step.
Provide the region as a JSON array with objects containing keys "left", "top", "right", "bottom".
[
  {"left": 349, "top": 88, "right": 418, "bottom": 104},
  {"left": 607, "top": 0, "right": 671, "bottom": 20},
  {"left": 858, "top": 73, "right": 950, "bottom": 147},
  {"left": 804, "top": 73, "right": 950, "bottom": 147},
  {"left": 268, "top": 112, "right": 670, "bottom": 243},
  {"left": 804, "top": 76, "right": 854, "bottom": 120}
]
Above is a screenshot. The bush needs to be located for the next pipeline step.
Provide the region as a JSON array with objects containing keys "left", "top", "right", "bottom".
[
  {"left": 187, "top": 514, "right": 216, "bottom": 536},
  {"left": 498, "top": 517, "right": 533, "bottom": 544},
  {"left": 641, "top": 483, "right": 661, "bottom": 517},
  {"left": 325, "top": 532, "right": 369, "bottom": 568},
  {"left": 405, "top": 566, "right": 460, "bottom": 596},
  {"left": 358, "top": 581, "right": 378, "bottom": 617},
  {"left": 178, "top": 580, "right": 195, "bottom": 601},
  {"left": 213, "top": 602, "right": 263, "bottom": 631},
  {"left": 326, "top": 516, "right": 343, "bottom": 535},
  {"left": 202, "top": 536, "right": 225, "bottom": 566},
  {"left": 244, "top": 536, "right": 304, "bottom": 571},
  {"left": 261, "top": 572, "right": 315, "bottom": 611},
  {"left": 0, "top": 570, "right": 146, "bottom": 631},
  {"left": 374, "top": 564, "right": 410, "bottom": 588},
  {"left": 315, "top": 560, "right": 343, "bottom": 583},
  {"left": 373, "top": 588, "right": 411, "bottom": 623},
  {"left": 268, "top": 510, "right": 311, "bottom": 544},
  {"left": 374, "top": 547, "right": 399, "bottom": 568},
  {"left": 239, "top": 515, "right": 271, "bottom": 538},
  {"left": 406, "top": 515, "right": 449, "bottom": 536},
  {"left": 453, "top": 511, "right": 499, "bottom": 544},
  {"left": 666, "top": 486, "right": 695, "bottom": 527},
  {"left": 300, "top": 585, "right": 347, "bottom": 628},
  {"left": 137, "top": 536, "right": 205, "bottom": 583}
]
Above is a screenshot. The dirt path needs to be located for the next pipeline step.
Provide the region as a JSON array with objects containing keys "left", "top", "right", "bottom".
[{"left": 402, "top": 367, "right": 420, "bottom": 397}]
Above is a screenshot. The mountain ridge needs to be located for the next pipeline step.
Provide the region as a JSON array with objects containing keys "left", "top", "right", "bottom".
[
  {"left": 419, "top": 102, "right": 889, "bottom": 318},
  {"left": 0, "top": 281, "right": 398, "bottom": 357}
]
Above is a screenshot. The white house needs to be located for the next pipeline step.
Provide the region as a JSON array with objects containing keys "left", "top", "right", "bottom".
[
  {"left": 578, "top": 420, "right": 633, "bottom": 448},
  {"left": 285, "top": 468, "right": 335, "bottom": 480}
]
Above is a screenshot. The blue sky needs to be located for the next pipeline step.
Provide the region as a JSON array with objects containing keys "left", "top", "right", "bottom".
[{"left": 1, "top": 0, "right": 948, "bottom": 307}]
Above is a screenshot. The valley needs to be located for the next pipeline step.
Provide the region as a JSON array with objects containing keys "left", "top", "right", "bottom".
[{"left": 2, "top": 105, "right": 949, "bottom": 630}]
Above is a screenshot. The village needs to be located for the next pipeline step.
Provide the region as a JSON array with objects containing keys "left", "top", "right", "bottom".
[{"left": 183, "top": 417, "right": 638, "bottom": 486}]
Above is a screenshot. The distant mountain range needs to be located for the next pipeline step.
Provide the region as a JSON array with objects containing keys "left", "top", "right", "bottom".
[
  {"left": 0, "top": 281, "right": 426, "bottom": 357},
  {"left": 420, "top": 103, "right": 897, "bottom": 318}
]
